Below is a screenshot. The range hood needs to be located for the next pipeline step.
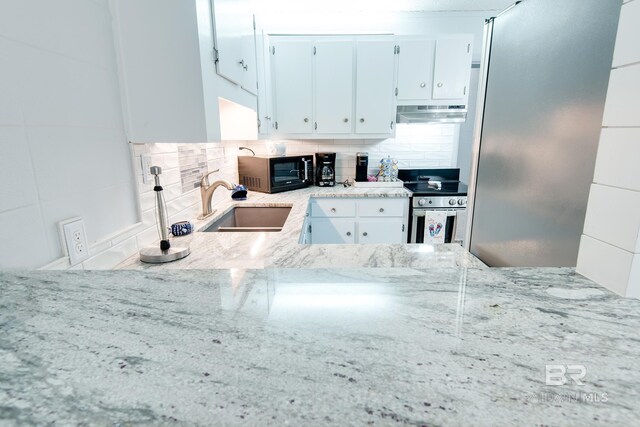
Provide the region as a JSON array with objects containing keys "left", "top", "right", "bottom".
[{"left": 396, "top": 105, "right": 467, "bottom": 124}]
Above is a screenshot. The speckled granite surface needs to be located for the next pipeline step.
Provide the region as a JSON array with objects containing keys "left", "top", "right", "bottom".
[
  {"left": 117, "top": 186, "right": 485, "bottom": 270},
  {"left": 2, "top": 267, "right": 639, "bottom": 426}
]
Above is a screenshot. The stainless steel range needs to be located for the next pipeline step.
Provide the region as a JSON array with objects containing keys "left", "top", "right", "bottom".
[{"left": 399, "top": 168, "right": 468, "bottom": 245}]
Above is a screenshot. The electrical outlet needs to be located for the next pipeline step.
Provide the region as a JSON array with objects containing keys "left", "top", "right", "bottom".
[
  {"left": 59, "top": 217, "right": 90, "bottom": 266},
  {"left": 141, "top": 154, "right": 152, "bottom": 184}
]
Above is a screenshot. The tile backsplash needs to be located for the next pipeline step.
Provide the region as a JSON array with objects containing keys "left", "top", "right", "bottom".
[
  {"left": 131, "top": 141, "right": 239, "bottom": 250},
  {"left": 178, "top": 145, "right": 209, "bottom": 193},
  {"left": 237, "top": 123, "right": 459, "bottom": 182}
]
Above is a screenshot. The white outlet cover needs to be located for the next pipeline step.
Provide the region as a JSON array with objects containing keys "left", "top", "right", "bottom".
[
  {"left": 59, "top": 217, "right": 90, "bottom": 266},
  {"left": 141, "top": 154, "right": 152, "bottom": 184}
]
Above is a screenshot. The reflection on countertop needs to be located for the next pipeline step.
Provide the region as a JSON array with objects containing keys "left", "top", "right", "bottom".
[
  {"left": 2, "top": 267, "right": 639, "bottom": 425},
  {"left": 117, "top": 185, "right": 485, "bottom": 270}
]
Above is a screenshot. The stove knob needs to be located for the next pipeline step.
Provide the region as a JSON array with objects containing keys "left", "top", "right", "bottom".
[
  {"left": 449, "top": 199, "right": 457, "bottom": 206},
  {"left": 458, "top": 199, "right": 465, "bottom": 206},
  {"left": 418, "top": 199, "right": 427, "bottom": 206}
]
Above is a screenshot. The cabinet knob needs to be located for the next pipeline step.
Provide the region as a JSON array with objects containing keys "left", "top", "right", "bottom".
[
  {"left": 362, "top": 232, "right": 368, "bottom": 236},
  {"left": 420, "top": 82, "right": 426, "bottom": 88},
  {"left": 379, "top": 208, "right": 384, "bottom": 213},
  {"left": 437, "top": 82, "right": 443, "bottom": 88},
  {"left": 359, "top": 118, "right": 365, "bottom": 123},
  {"left": 331, "top": 208, "right": 336, "bottom": 213},
  {"left": 343, "top": 118, "right": 349, "bottom": 123},
  {"left": 346, "top": 231, "right": 351, "bottom": 236},
  {"left": 304, "top": 118, "right": 309, "bottom": 123}
]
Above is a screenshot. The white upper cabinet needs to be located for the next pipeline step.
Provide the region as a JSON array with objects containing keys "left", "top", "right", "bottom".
[
  {"left": 256, "top": 31, "right": 273, "bottom": 136},
  {"left": 268, "top": 35, "right": 397, "bottom": 139},
  {"left": 315, "top": 40, "right": 354, "bottom": 134},
  {"left": 432, "top": 38, "right": 472, "bottom": 100},
  {"left": 271, "top": 39, "right": 314, "bottom": 134},
  {"left": 355, "top": 39, "right": 396, "bottom": 135},
  {"left": 111, "top": 0, "right": 257, "bottom": 143},
  {"left": 211, "top": 0, "right": 257, "bottom": 95},
  {"left": 397, "top": 39, "right": 435, "bottom": 101},
  {"left": 396, "top": 35, "right": 473, "bottom": 106}
]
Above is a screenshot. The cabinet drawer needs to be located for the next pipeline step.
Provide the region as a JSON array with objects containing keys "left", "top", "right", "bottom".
[
  {"left": 358, "top": 199, "right": 405, "bottom": 217},
  {"left": 311, "top": 199, "right": 357, "bottom": 217}
]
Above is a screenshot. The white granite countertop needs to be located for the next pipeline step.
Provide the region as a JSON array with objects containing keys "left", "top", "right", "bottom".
[
  {"left": 118, "top": 186, "right": 485, "bottom": 270},
  {"left": 2, "top": 267, "right": 639, "bottom": 425}
]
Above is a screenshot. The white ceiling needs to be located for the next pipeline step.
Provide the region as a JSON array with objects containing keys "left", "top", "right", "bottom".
[{"left": 253, "top": 0, "right": 516, "bottom": 13}]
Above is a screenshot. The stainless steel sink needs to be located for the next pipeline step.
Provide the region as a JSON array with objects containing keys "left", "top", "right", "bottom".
[{"left": 200, "top": 206, "right": 292, "bottom": 232}]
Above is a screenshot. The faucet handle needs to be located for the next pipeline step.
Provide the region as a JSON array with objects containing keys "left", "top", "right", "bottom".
[{"left": 200, "top": 169, "right": 221, "bottom": 189}]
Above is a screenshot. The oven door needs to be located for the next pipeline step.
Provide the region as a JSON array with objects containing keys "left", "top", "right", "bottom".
[{"left": 410, "top": 209, "right": 461, "bottom": 244}]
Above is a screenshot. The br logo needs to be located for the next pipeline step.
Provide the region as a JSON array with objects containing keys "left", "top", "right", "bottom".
[{"left": 545, "top": 365, "right": 587, "bottom": 386}]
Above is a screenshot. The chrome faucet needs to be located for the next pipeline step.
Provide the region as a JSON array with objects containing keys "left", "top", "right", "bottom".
[{"left": 198, "top": 169, "right": 235, "bottom": 219}]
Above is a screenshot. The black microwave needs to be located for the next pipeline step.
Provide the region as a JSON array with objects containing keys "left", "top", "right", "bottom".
[{"left": 237, "top": 155, "right": 313, "bottom": 193}]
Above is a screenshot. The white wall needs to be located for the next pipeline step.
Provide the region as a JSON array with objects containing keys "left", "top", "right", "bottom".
[
  {"left": 577, "top": 0, "right": 640, "bottom": 297},
  {"left": 0, "top": 0, "right": 138, "bottom": 269}
]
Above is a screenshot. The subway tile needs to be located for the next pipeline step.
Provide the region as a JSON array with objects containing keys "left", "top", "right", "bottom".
[
  {"left": 577, "top": 235, "right": 634, "bottom": 296},
  {"left": 0, "top": 0, "right": 114, "bottom": 68},
  {"left": 26, "top": 126, "right": 133, "bottom": 202},
  {"left": 0, "top": 39, "right": 26, "bottom": 126},
  {"left": 148, "top": 143, "right": 178, "bottom": 154},
  {"left": 425, "top": 151, "right": 454, "bottom": 161},
  {"left": 593, "top": 128, "right": 640, "bottom": 192},
  {"left": 141, "top": 207, "right": 157, "bottom": 227},
  {"left": 40, "top": 183, "right": 138, "bottom": 258},
  {"left": 136, "top": 225, "right": 161, "bottom": 248},
  {"left": 110, "top": 224, "right": 146, "bottom": 246},
  {"left": 612, "top": 0, "right": 640, "bottom": 68},
  {"left": 602, "top": 65, "right": 640, "bottom": 127},
  {"left": 627, "top": 256, "right": 640, "bottom": 298},
  {"left": 0, "top": 204, "right": 51, "bottom": 269},
  {"left": 82, "top": 236, "right": 138, "bottom": 270},
  {"left": 16, "top": 49, "right": 123, "bottom": 128},
  {"left": 583, "top": 184, "right": 640, "bottom": 253},
  {"left": 0, "top": 127, "right": 38, "bottom": 213}
]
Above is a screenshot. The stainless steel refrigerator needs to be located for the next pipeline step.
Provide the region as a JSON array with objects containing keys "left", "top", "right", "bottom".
[{"left": 467, "top": 0, "right": 621, "bottom": 267}]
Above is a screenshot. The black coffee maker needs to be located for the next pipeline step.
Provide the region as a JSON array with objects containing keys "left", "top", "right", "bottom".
[{"left": 315, "top": 152, "right": 336, "bottom": 187}]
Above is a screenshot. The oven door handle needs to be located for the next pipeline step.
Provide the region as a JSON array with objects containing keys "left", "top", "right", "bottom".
[{"left": 412, "top": 210, "right": 459, "bottom": 217}]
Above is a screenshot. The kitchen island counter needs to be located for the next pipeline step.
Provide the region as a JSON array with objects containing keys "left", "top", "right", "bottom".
[
  {"left": 2, "top": 267, "right": 639, "bottom": 426},
  {"left": 117, "top": 185, "right": 484, "bottom": 270}
]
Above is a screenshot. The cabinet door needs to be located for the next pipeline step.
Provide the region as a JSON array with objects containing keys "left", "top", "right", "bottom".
[
  {"left": 315, "top": 41, "right": 354, "bottom": 134},
  {"left": 256, "top": 31, "right": 272, "bottom": 135},
  {"left": 432, "top": 38, "right": 472, "bottom": 100},
  {"left": 239, "top": 15, "right": 257, "bottom": 95},
  {"left": 355, "top": 40, "right": 396, "bottom": 134},
  {"left": 396, "top": 39, "right": 435, "bottom": 101},
  {"left": 212, "top": 0, "right": 250, "bottom": 86},
  {"left": 311, "top": 219, "right": 356, "bottom": 244},
  {"left": 271, "top": 39, "right": 314, "bottom": 134},
  {"left": 358, "top": 219, "right": 405, "bottom": 244}
]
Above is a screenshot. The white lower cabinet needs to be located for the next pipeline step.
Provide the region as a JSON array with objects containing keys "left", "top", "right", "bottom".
[
  {"left": 310, "top": 219, "right": 356, "bottom": 244},
  {"left": 307, "top": 197, "right": 408, "bottom": 244},
  {"left": 358, "top": 219, "right": 405, "bottom": 244}
]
